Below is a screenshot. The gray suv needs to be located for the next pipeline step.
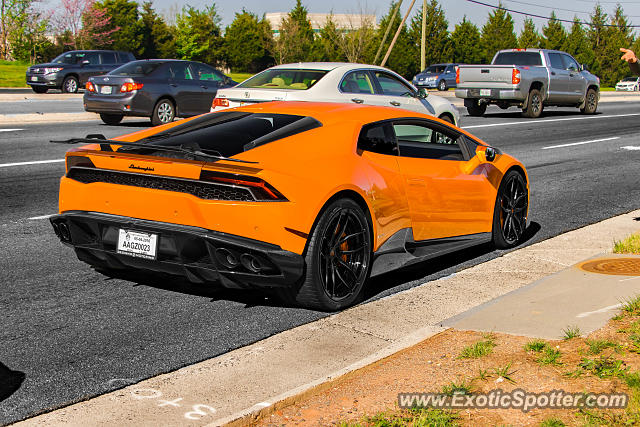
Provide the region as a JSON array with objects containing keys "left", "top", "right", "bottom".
[{"left": 26, "top": 50, "right": 135, "bottom": 94}]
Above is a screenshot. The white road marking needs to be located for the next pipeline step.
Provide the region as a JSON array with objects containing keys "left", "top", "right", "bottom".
[
  {"left": 462, "top": 112, "right": 640, "bottom": 130},
  {"left": 541, "top": 137, "right": 620, "bottom": 150},
  {"left": 0, "top": 158, "right": 64, "bottom": 168},
  {"left": 620, "top": 276, "right": 640, "bottom": 282},
  {"left": 576, "top": 303, "right": 622, "bottom": 318},
  {"left": 28, "top": 214, "right": 54, "bottom": 220},
  {"left": 0, "top": 128, "right": 23, "bottom": 132},
  {"left": 621, "top": 146, "right": 640, "bottom": 151}
]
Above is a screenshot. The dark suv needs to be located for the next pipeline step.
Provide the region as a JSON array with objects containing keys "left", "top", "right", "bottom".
[{"left": 26, "top": 50, "right": 135, "bottom": 93}]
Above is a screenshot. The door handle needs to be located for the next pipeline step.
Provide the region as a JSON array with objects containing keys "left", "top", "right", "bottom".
[
  {"left": 390, "top": 101, "right": 401, "bottom": 106},
  {"left": 170, "top": 83, "right": 178, "bottom": 87},
  {"left": 351, "top": 98, "right": 364, "bottom": 104},
  {"left": 200, "top": 85, "right": 208, "bottom": 89}
]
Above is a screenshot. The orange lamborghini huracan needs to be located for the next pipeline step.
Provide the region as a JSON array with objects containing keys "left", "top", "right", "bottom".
[{"left": 51, "top": 101, "right": 529, "bottom": 311}]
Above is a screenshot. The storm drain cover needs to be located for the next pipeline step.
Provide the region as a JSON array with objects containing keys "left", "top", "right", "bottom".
[{"left": 579, "top": 258, "right": 640, "bottom": 276}]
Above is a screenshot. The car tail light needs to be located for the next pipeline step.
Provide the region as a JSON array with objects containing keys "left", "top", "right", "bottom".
[
  {"left": 120, "top": 82, "right": 144, "bottom": 93},
  {"left": 200, "top": 170, "right": 287, "bottom": 201},
  {"left": 456, "top": 67, "right": 460, "bottom": 84},
  {"left": 212, "top": 97, "right": 229, "bottom": 108},
  {"left": 66, "top": 155, "right": 95, "bottom": 173},
  {"left": 512, "top": 69, "right": 521, "bottom": 85},
  {"left": 86, "top": 82, "right": 95, "bottom": 92}
]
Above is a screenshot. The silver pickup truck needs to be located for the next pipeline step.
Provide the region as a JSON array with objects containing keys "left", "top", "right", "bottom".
[{"left": 455, "top": 49, "right": 600, "bottom": 118}]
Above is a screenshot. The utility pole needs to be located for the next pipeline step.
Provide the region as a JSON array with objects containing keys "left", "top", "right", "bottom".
[
  {"left": 373, "top": 0, "right": 402, "bottom": 65},
  {"left": 381, "top": 0, "right": 416, "bottom": 67},
  {"left": 420, "top": 0, "right": 426, "bottom": 71}
]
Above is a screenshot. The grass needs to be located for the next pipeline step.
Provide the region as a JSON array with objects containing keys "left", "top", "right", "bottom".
[
  {"left": 614, "top": 233, "right": 640, "bottom": 255},
  {"left": 562, "top": 325, "right": 582, "bottom": 340},
  {"left": 441, "top": 379, "right": 473, "bottom": 396},
  {"left": 623, "top": 296, "right": 640, "bottom": 315},
  {"left": 578, "top": 355, "right": 628, "bottom": 378},
  {"left": 538, "top": 346, "right": 563, "bottom": 366},
  {"left": 540, "top": 418, "right": 566, "bottom": 427},
  {"left": 0, "top": 60, "right": 30, "bottom": 87},
  {"left": 458, "top": 336, "right": 496, "bottom": 359},
  {"left": 342, "top": 407, "right": 460, "bottom": 427},
  {"left": 493, "top": 363, "right": 517, "bottom": 384},
  {"left": 524, "top": 339, "right": 548, "bottom": 353},
  {"left": 227, "top": 72, "right": 253, "bottom": 83},
  {"left": 585, "top": 339, "right": 619, "bottom": 355}
]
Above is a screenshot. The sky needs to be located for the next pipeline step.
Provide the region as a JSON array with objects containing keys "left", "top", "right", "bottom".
[{"left": 151, "top": 0, "right": 640, "bottom": 38}]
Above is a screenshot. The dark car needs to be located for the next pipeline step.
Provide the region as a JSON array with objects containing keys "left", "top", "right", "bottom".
[
  {"left": 412, "top": 63, "right": 459, "bottom": 91},
  {"left": 83, "top": 59, "right": 237, "bottom": 125},
  {"left": 26, "top": 50, "right": 135, "bottom": 94}
]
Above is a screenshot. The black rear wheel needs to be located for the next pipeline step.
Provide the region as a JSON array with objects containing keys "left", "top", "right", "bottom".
[
  {"left": 280, "top": 198, "right": 372, "bottom": 311},
  {"left": 151, "top": 98, "right": 175, "bottom": 126},
  {"left": 522, "top": 89, "right": 543, "bottom": 118},
  {"left": 466, "top": 99, "right": 487, "bottom": 117},
  {"left": 100, "top": 113, "right": 124, "bottom": 125},
  {"left": 492, "top": 170, "right": 528, "bottom": 249}
]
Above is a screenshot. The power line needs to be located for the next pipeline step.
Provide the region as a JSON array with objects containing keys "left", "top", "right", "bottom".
[
  {"left": 466, "top": 0, "right": 640, "bottom": 27},
  {"left": 504, "top": 0, "right": 640, "bottom": 18}
]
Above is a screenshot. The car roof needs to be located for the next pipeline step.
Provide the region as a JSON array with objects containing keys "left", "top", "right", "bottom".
[{"left": 268, "top": 62, "right": 393, "bottom": 72}]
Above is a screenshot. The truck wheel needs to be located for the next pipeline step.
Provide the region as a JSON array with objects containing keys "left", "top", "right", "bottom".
[
  {"left": 62, "top": 76, "right": 78, "bottom": 93},
  {"left": 522, "top": 89, "right": 543, "bottom": 118},
  {"left": 438, "top": 80, "right": 448, "bottom": 91},
  {"left": 580, "top": 88, "right": 598, "bottom": 115},
  {"left": 100, "top": 113, "right": 124, "bottom": 125},
  {"left": 466, "top": 99, "right": 487, "bottom": 117}
]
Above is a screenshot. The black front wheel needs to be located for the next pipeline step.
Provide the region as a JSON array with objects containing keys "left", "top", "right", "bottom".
[
  {"left": 100, "top": 113, "right": 124, "bottom": 125},
  {"left": 581, "top": 88, "right": 598, "bottom": 114},
  {"left": 438, "top": 80, "right": 448, "bottom": 91},
  {"left": 31, "top": 86, "right": 48, "bottom": 94},
  {"left": 280, "top": 198, "right": 372, "bottom": 311},
  {"left": 62, "top": 76, "right": 79, "bottom": 93},
  {"left": 492, "top": 170, "right": 528, "bottom": 249}
]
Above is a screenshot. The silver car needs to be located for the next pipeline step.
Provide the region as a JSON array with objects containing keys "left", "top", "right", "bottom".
[
  {"left": 616, "top": 77, "right": 640, "bottom": 91},
  {"left": 211, "top": 62, "right": 461, "bottom": 126}
]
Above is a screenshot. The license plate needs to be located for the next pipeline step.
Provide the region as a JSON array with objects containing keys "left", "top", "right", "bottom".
[
  {"left": 117, "top": 229, "right": 158, "bottom": 260},
  {"left": 30, "top": 76, "right": 38, "bottom": 82},
  {"left": 480, "top": 89, "right": 491, "bottom": 97},
  {"left": 100, "top": 85, "right": 112, "bottom": 94}
]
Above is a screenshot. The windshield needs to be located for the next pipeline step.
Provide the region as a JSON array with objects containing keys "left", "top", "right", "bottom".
[
  {"left": 623, "top": 77, "right": 637, "bottom": 82},
  {"left": 493, "top": 52, "right": 543, "bottom": 66},
  {"left": 424, "top": 65, "right": 446, "bottom": 74},
  {"left": 121, "top": 112, "right": 322, "bottom": 158},
  {"left": 52, "top": 52, "right": 78, "bottom": 64},
  {"left": 238, "top": 69, "right": 327, "bottom": 90},
  {"left": 109, "top": 61, "right": 164, "bottom": 76}
]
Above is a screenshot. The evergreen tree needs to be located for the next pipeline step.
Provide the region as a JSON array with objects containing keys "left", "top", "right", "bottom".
[
  {"left": 137, "top": 1, "right": 175, "bottom": 59},
  {"left": 563, "top": 17, "right": 593, "bottom": 69},
  {"left": 588, "top": 5, "right": 608, "bottom": 78},
  {"left": 94, "top": 0, "right": 143, "bottom": 53},
  {"left": 224, "top": 10, "right": 274, "bottom": 72},
  {"left": 518, "top": 18, "right": 541, "bottom": 49},
  {"left": 174, "top": 4, "right": 224, "bottom": 65},
  {"left": 312, "top": 15, "right": 345, "bottom": 62},
  {"left": 481, "top": 4, "right": 517, "bottom": 62},
  {"left": 272, "top": 0, "right": 314, "bottom": 63},
  {"left": 450, "top": 17, "right": 482, "bottom": 64},
  {"left": 408, "top": 0, "right": 451, "bottom": 69},
  {"left": 542, "top": 12, "right": 567, "bottom": 51},
  {"left": 600, "top": 5, "right": 634, "bottom": 85}
]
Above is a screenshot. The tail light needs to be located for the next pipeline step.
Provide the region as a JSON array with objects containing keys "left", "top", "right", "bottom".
[
  {"left": 212, "top": 97, "right": 229, "bottom": 108},
  {"left": 66, "top": 155, "right": 95, "bottom": 173},
  {"left": 120, "top": 82, "right": 144, "bottom": 93},
  {"left": 200, "top": 170, "right": 287, "bottom": 201},
  {"left": 456, "top": 67, "right": 460, "bottom": 84},
  {"left": 512, "top": 69, "right": 521, "bottom": 85},
  {"left": 86, "top": 82, "right": 95, "bottom": 92}
]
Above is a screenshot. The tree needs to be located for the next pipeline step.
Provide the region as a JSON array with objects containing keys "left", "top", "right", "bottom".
[
  {"left": 1, "top": 0, "right": 51, "bottom": 61},
  {"left": 137, "top": 1, "right": 175, "bottom": 58},
  {"left": 450, "top": 17, "right": 482, "bottom": 64},
  {"left": 480, "top": 4, "right": 517, "bottom": 62},
  {"left": 224, "top": 9, "right": 273, "bottom": 72},
  {"left": 587, "top": 5, "right": 608, "bottom": 79},
  {"left": 518, "top": 17, "right": 541, "bottom": 49},
  {"left": 600, "top": 5, "right": 634, "bottom": 85},
  {"left": 272, "top": 0, "right": 314, "bottom": 64},
  {"left": 94, "top": 0, "right": 142, "bottom": 52},
  {"left": 312, "top": 15, "right": 344, "bottom": 62},
  {"left": 174, "top": 4, "right": 223, "bottom": 65},
  {"left": 54, "top": 0, "right": 115, "bottom": 50},
  {"left": 564, "top": 17, "right": 593, "bottom": 69},
  {"left": 542, "top": 12, "right": 567, "bottom": 51},
  {"left": 408, "top": 1, "right": 451, "bottom": 69}
]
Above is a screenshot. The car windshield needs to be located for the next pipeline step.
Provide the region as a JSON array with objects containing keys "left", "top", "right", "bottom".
[
  {"left": 424, "top": 65, "right": 446, "bottom": 74},
  {"left": 238, "top": 69, "right": 327, "bottom": 90},
  {"left": 623, "top": 77, "right": 637, "bottom": 82},
  {"left": 493, "top": 52, "right": 543, "bottom": 66},
  {"left": 52, "top": 52, "right": 78, "bottom": 64},
  {"left": 121, "top": 112, "right": 322, "bottom": 158},
  {"left": 109, "top": 61, "right": 164, "bottom": 76}
]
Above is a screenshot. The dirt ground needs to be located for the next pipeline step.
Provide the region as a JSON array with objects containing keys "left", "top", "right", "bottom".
[{"left": 254, "top": 313, "right": 640, "bottom": 426}]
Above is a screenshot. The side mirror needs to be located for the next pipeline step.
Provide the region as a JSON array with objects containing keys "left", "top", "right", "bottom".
[
  {"left": 485, "top": 146, "right": 496, "bottom": 162},
  {"left": 580, "top": 63, "right": 588, "bottom": 72},
  {"left": 417, "top": 87, "right": 429, "bottom": 98}
]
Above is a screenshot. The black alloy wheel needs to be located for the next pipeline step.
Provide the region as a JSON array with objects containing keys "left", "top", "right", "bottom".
[
  {"left": 280, "top": 198, "right": 372, "bottom": 311},
  {"left": 438, "top": 80, "right": 447, "bottom": 91},
  {"left": 62, "top": 76, "right": 79, "bottom": 93},
  {"left": 522, "top": 88, "right": 543, "bottom": 118},
  {"left": 581, "top": 88, "right": 598, "bottom": 114},
  {"left": 492, "top": 170, "right": 528, "bottom": 249}
]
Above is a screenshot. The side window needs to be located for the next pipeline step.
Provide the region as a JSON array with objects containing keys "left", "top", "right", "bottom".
[
  {"left": 562, "top": 54, "right": 580, "bottom": 71},
  {"left": 168, "top": 63, "right": 193, "bottom": 80},
  {"left": 100, "top": 52, "right": 116, "bottom": 64},
  {"left": 374, "top": 71, "right": 414, "bottom": 97},
  {"left": 192, "top": 63, "right": 222, "bottom": 81},
  {"left": 548, "top": 53, "right": 564, "bottom": 70},
  {"left": 392, "top": 122, "right": 464, "bottom": 160},
  {"left": 80, "top": 52, "right": 99, "bottom": 65},
  {"left": 357, "top": 123, "right": 398, "bottom": 156},
  {"left": 340, "top": 71, "right": 375, "bottom": 94}
]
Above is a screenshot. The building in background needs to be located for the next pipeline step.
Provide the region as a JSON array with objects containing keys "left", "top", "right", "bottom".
[{"left": 265, "top": 13, "right": 377, "bottom": 35}]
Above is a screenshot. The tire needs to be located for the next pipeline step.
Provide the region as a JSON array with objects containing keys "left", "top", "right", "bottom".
[
  {"left": 438, "top": 114, "right": 453, "bottom": 124},
  {"left": 522, "top": 88, "right": 543, "bottom": 118},
  {"left": 466, "top": 99, "right": 487, "bottom": 117},
  {"left": 62, "top": 76, "right": 78, "bottom": 93},
  {"left": 151, "top": 98, "right": 175, "bottom": 126},
  {"left": 437, "top": 80, "right": 448, "bottom": 91},
  {"left": 31, "top": 86, "right": 48, "bottom": 94},
  {"left": 100, "top": 113, "right": 124, "bottom": 125},
  {"left": 492, "top": 170, "right": 528, "bottom": 249},
  {"left": 279, "top": 198, "right": 372, "bottom": 311},
  {"left": 580, "top": 88, "right": 598, "bottom": 115}
]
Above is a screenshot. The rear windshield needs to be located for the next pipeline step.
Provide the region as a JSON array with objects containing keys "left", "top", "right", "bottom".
[
  {"left": 425, "top": 65, "right": 446, "bottom": 74},
  {"left": 109, "top": 61, "right": 164, "bottom": 76},
  {"left": 493, "top": 52, "right": 543, "bottom": 66},
  {"left": 238, "top": 69, "right": 327, "bottom": 90},
  {"left": 120, "top": 112, "right": 322, "bottom": 158}
]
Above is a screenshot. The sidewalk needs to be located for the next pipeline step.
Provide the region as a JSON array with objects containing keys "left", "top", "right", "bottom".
[{"left": 11, "top": 211, "right": 640, "bottom": 426}]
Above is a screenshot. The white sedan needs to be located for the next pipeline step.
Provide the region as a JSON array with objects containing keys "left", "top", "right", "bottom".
[
  {"left": 615, "top": 77, "right": 640, "bottom": 91},
  {"left": 211, "top": 62, "right": 461, "bottom": 126}
]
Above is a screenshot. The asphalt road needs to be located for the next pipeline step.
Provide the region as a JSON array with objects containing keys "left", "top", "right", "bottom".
[
  {"left": 2, "top": 102, "right": 640, "bottom": 424},
  {"left": 0, "top": 97, "right": 83, "bottom": 115}
]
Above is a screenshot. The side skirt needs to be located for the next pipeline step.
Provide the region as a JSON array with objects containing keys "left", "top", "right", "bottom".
[{"left": 370, "top": 228, "right": 492, "bottom": 277}]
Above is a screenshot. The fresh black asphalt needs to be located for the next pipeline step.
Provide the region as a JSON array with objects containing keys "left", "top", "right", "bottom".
[{"left": 1, "top": 102, "right": 640, "bottom": 424}]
